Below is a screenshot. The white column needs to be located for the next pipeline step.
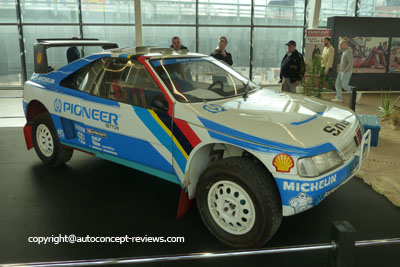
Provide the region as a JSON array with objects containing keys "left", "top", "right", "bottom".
[
  {"left": 308, "top": 0, "right": 322, "bottom": 29},
  {"left": 134, "top": 0, "right": 143, "bottom": 47}
]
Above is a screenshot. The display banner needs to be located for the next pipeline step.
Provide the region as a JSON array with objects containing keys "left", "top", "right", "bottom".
[{"left": 305, "top": 29, "right": 331, "bottom": 65}]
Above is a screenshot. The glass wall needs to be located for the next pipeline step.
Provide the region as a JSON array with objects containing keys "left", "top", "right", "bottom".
[
  {"left": 253, "top": 27, "right": 304, "bottom": 84},
  {"left": 24, "top": 26, "right": 80, "bottom": 77},
  {"left": 82, "top": 0, "right": 135, "bottom": 23},
  {"left": 3, "top": 0, "right": 400, "bottom": 88},
  {"left": 0, "top": 26, "right": 22, "bottom": 87},
  {"left": 318, "top": 0, "right": 356, "bottom": 26},
  {"left": 359, "top": 0, "right": 400, "bottom": 17},
  {"left": 199, "top": 27, "right": 251, "bottom": 77}
]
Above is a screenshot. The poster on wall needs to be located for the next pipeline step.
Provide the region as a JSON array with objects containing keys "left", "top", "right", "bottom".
[
  {"left": 305, "top": 29, "right": 331, "bottom": 65},
  {"left": 338, "top": 36, "right": 389, "bottom": 73},
  {"left": 389, "top": 38, "right": 400, "bottom": 73}
]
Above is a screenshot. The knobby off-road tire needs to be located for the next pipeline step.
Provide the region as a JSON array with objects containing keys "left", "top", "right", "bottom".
[
  {"left": 196, "top": 157, "right": 282, "bottom": 248},
  {"left": 32, "top": 112, "right": 73, "bottom": 167}
]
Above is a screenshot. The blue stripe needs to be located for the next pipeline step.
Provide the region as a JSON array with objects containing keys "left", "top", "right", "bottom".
[
  {"left": 63, "top": 142, "right": 181, "bottom": 186},
  {"left": 199, "top": 116, "right": 336, "bottom": 157},
  {"left": 133, "top": 106, "right": 187, "bottom": 173},
  {"left": 290, "top": 115, "right": 318, "bottom": 126}
]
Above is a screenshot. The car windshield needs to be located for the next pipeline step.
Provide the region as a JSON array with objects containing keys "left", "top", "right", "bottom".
[{"left": 151, "top": 57, "right": 260, "bottom": 103}]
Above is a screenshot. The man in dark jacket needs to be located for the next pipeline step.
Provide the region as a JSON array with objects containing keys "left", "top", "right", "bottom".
[
  {"left": 170, "top": 36, "right": 189, "bottom": 51},
  {"left": 280, "top": 40, "right": 305, "bottom": 93},
  {"left": 211, "top": 36, "right": 233, "bottom": 66}
]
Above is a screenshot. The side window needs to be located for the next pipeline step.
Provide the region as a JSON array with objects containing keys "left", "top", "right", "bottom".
[
  {"left": 60, "top": 58, "right": 106, "bottom": 96},
  {"left": 99, "top": 58, "right": 164, "bottom": 109}
]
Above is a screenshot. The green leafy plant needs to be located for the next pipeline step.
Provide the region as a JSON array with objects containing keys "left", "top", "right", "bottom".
[
  {"left": 377, "top": 89, "right": 400, "bottom": 120},
  {"left": 302, "top": 55, "right": 322, "bottom": 97}
]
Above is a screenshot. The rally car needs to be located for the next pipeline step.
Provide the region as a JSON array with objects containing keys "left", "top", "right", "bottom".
[{"left": 23, "top": 39, "right": 371, "bottom": 248}]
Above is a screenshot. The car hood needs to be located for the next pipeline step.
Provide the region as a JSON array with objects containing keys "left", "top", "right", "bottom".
[{"left": 180, "top": 88, "right": 360, "bottom": 156}]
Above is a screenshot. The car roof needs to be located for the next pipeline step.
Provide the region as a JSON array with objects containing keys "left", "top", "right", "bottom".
[{"left": 100, "top": 46, "right": 208, "bottom": 60}]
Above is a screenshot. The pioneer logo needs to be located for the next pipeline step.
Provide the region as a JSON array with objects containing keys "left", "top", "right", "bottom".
[{"left": 53, "top": 99, "right": 118, "bottom": 126}]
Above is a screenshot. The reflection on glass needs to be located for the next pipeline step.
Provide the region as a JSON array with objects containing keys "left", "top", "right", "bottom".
[
  {"left": 254, "top": 0, "right": 305, "bottom": 26},
  {"left": 0, "top": 0, "right": 17, "bottom": 23},
  {"left": 151, "top": 57, "right": 259, "bottom": 103},
  {"left": 359, "top": 0, "right": 400, "bottom": 17},
  {"left": 82, "top": 0, "right": 135, "bottom": 24},
  {"left": 199, "top": 0, "right": 251, "bottom": 25},
  {"left": 318, "top": 0, "right": 355, "bottom": 27},
  {"left": 21, "top": 0, "right": 79, "bottom": 23},
  {"left": 143, "top": 0, "right": 196, "bottom": 24}
]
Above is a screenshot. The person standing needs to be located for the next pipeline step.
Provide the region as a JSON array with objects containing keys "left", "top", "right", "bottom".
[
  {"left": 279, "top": 40, "right": 305, "bottom": 93},
  {"left": 332, "top": 40, "right": 361, "bottom": 103},
  {"left": 211, "top": 36, "right": 233, "bottom": 66},
  {"left": 66, "top": 36, "right": 81, "bottom": 63},
  {"left": 170, "top": 36, "right": 188, "bottom": 51},
  {"left": 320, "top": 37, "right": 334, "bottom": 89}
]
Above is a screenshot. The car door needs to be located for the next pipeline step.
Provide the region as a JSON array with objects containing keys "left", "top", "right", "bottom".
[{"left": 81, "top": 57, "right": 175, "bottom": 176}]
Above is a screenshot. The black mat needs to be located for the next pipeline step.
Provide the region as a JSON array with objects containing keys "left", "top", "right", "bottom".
[{"left": 0, "top": 127, "right": 399, "bottom": 267}]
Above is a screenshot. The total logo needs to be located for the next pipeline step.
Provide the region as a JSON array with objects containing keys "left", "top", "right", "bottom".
[{"left": 53, "top": 98, "right": 118, "bottom": 126}]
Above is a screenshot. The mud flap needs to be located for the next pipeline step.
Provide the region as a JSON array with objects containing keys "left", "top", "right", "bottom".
[
  {"left": 23, "top": 124, "right": 33, "bottom": 150},
  {"left": 177, "top": 186, "right": 194, "bottom": 219}
]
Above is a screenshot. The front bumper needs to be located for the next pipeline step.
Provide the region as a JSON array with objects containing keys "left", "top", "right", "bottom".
[{"left": 276, "top": 129, "right": 371, "bottom": 216}]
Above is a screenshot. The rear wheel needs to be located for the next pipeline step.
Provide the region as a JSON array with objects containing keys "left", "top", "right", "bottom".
[
  {"left": 196, "top": 157, "right": 282, "bottom": 248},
  {"left": 32, "top": 112, "right": 73, "bottom": 167}
]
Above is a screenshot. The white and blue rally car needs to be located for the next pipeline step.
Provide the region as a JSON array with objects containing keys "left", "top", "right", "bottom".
[{"left": 23, "top": 39, "right": 371, "bottom": 248}]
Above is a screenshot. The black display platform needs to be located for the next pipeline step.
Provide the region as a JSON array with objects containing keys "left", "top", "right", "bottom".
[{"left": 0, "top": 127, "right": 399, "bottom": 267}]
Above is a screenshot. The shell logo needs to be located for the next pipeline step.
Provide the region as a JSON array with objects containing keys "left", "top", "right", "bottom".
[
  {"left": 273, "top": 153, "right": 294, "bottom": 173},
  {"left": 36, "top": 52, "right": 43, "bottom": 64}
]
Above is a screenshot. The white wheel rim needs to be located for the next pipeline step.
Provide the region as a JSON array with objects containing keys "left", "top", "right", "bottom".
[
  {"left": 207, "top": 180, "right": 256, "bottom": 235},
  {"left": 36, "top": 124, "right": 54, "bottom": 157}
]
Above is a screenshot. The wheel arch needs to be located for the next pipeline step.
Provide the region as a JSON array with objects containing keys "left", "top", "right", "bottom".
[
  {"left": 26, "top": 100, "right": 49, "bottom": 124},
  {"left": 186, "top": 141, "right": 280, "bottom": 203}
]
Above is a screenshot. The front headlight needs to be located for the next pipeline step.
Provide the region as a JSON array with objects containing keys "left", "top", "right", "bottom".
[{"left": 297, "top": 150, "right": 343, "bottom": 177}]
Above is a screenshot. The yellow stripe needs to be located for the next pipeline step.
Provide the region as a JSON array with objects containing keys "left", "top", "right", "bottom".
[{"left": 148, "top": 110, "right": 188, "bottom": 160}]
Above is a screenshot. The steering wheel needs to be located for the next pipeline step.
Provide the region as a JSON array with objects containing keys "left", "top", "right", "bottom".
[{"left": 207, "top": 80, "right": 224, "bottom": 91}]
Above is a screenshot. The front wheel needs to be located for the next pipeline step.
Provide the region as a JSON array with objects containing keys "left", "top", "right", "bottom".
[
  {"left": 196, "top": 157, "right": 282, "bottom": 248},
  {"left": 32, "top": 112, "right": 73, "bottom": 167}
]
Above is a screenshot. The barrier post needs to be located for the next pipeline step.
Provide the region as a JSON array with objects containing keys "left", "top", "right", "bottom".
[
  {"left": 328, "top": 221, "right": 356, "bottom": 267},
  {"left": 349, "top": 87, "right": 357, "bottom": 111}
]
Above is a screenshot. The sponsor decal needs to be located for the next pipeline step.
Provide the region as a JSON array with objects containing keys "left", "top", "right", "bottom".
[
  {"left": 283, "top": 174, "right": 337, "bottom": 192},
  {"left": 36, "top": 51, "right": 43, "bottom": 64},
  {"left": 202, "top": 104, "right": 226, "bottom": 114},
  {"left": 54, "top": 98, "right": 62, "bottom": 113},
  {"left": 87, "top": 128, "right": 107, "bottom": 139},
  {"left": 37, "top": 76, "right": 55, "bottom": 84},
  {"left": 289, "top": 192, "right": 312, "bottom": 213},
  {"left": 273, "top": 153, "right": 294, "bottom": 173},
  {"left": 57, "top": 128, "right": 65, "bottom": 138},
  {"left": 77, "top": 131, "right": 86, "bottom": 145},
  {"left": 323, "top": 120, "right": 350, "bottom": 136},
  {"left": 75, "top": 124, "right": 85, "bottom": 133},
  {"left": 53, "top": 99, "right": 118, "bottom": 127},
  {"left": 91, "top": 136, "right": 101, "bottom": 147}
]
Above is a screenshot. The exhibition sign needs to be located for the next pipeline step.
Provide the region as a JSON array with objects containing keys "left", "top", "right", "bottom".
[{"left": 305, "top": 29, "right": 331, "bottom": 65}]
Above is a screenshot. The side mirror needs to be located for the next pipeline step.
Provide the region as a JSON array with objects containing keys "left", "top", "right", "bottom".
[{"left": 151, "top": 98, "right": 169, "bottom": 112}]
